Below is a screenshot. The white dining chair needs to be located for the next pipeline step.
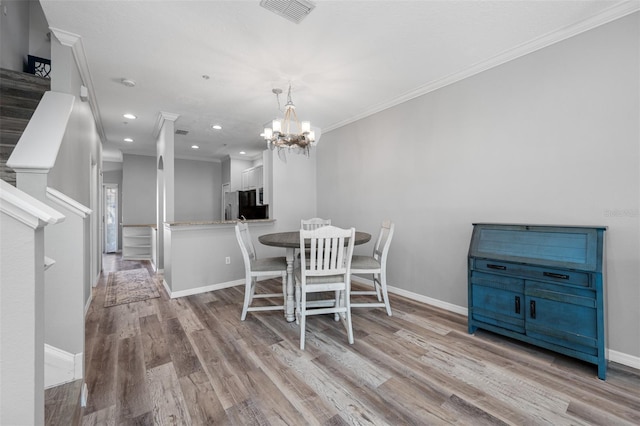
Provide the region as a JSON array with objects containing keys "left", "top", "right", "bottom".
[
  {"left": 235, "top": 222, "right": 287, "bottom": 321},
  {"left": 350, "top": 220, "right": 395, "bottom": 316},
  {"left": 301, "top": 217, "right": 331, "bottom": 230},
  {"left": 295, "top": 225, "right": 355, "bottom": 350}
]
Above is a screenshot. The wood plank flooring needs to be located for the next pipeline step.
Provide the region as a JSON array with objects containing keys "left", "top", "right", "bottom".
[{"left": 48, "top": 254, "right": 640, "bottom": 425}]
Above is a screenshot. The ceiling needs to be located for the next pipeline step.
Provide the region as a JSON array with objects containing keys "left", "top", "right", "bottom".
[{"left": 38, "top": 0, "right": 632, "bottom": 162}]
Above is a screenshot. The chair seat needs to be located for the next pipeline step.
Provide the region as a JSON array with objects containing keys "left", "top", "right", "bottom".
[
  {"left": 351, "top": 255, "right": 380, "bottom": 271},
  {"left": 251, "top": 256, "right": 287, "bottom": 272},
  {"left": 295, "top": 268, "right": 345, "bottom": 285}
]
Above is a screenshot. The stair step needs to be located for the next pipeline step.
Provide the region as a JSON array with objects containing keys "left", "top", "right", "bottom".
[
  {"left": 0, "top": 104, "right": 36, "bottom": 121},
  {"left": 0, "top": 68, "right": 50, "bottom": 92},
  {"left": 0, "top": 85, "right": 46, "bottom": 102},
  {"left": 0, "top": 145, "right": 16, "bottom": 186},
  {"left": 0, "top": 129, "right": 22, "bottom": 147},
  {"left": 0, "top": 116, "right": 29, "bottom": 133},
  {"left": 0, "top": 69, "right": 49, "bottom": 188}
]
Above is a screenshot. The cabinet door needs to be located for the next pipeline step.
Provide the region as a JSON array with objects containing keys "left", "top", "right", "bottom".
[
  {"left": 241, "top": 170, "right": 250, "bottom": 190},
  {"left": 525, "top": 281, "right": 598, "bottom": 355},
  {"left": 470, "top": 271, "right": 524, "bottom": 333}
]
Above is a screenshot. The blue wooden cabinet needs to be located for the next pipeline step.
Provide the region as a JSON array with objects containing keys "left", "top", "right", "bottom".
[{"left": 468, "top": 224, "right": 607, "bottom": 379}]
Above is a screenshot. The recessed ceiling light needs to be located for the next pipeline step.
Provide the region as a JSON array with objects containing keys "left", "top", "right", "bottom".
[
  {"left": 123, "top": 113, "right": 136, "bottom": 120},
  {"left": 212, "top": 124, "right": 222, "bottom": 130},
  {"left": 191, "top": 145, "right": 199, "bottom": 149},
  {"left": 239, "top": 151, "right": 246, "bottom": 155},
  {"left": 124, "top": 137, "right": 133, "bottom": 142}
]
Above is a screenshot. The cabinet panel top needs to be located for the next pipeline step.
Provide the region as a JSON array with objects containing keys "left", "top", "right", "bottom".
[{"left": 469, "top": 224, "right": 605, "bottom": 272}]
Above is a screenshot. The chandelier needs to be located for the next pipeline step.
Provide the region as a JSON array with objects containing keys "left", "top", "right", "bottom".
[{"left": 263, "top": 84, "right": 317, "bottom": 157}]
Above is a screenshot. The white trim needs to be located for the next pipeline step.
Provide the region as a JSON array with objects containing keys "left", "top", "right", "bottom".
[
  {"left": 351, "top": 276, "right": 640, "bottom": 370},
  {"left": 84, "top": 292, "right": 93, "bottom": 317},
  {"left": 608, "top": 349, "right": 640, "bottom": 370},
  {"left": 0, "top": 180, "right": 65, "bottom": 229},
  {"left": 48, "top": 27, "right": 107, "bottom": 143},
  {"left": 324, "top": 1, "right": 640, "bottom": 133},
  {"left": 47, "top": 187, "right": 92, "bottom": 218},
  {"left": 7, "top": 92, "right": 75, "bottom": 171},
  {"left": 81, "top": 383, "right": 88, "bottom": 408},
  {"left": 44, "top": 344, "right": 83, "bottom": 389},
  {"left": 351, "top": 275, "right": 469, "bottom": 316},
  {"left": 44, "top": 256, "right": 56, "bottom": 271},
  {"left": 163, "top": 278, "right": 243, "bottom": 299},
  {"left": 153, "top": 111, "right": 180, "bottom": 139}
]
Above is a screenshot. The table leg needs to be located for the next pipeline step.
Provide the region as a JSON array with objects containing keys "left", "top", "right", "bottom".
[{"left": 285, "top": 247, "right": 295, "bottom": 322}]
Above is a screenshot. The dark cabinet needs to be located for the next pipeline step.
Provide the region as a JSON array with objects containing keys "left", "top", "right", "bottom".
[{"left": 468, "top": 224, "right": 606, "bottom": 379}]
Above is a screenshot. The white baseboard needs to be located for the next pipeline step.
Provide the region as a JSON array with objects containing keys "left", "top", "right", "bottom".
[
  {"left": 81, "top": 383, "right": 88, "bottom": 407},
  {"left": 351, "top": 276, "right": 640, "bottom": 371},
  {"left": 44, "top": 344, "right": 83, "bottom": 389},
  {"left": 84, "top": 292, "right": 93, "bottom": 317},
  {"left": 608, "top": 348, "right": 640, "bottom": 370},
  {"left": 163, "top": 278, "right": 244, "bottom": 299},
  {"left": 351, "top": 275, "right": 469, "bottom": 316}
]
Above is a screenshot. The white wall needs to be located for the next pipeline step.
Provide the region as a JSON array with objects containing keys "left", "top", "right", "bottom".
[
  {"left": 29, "top": 0, "right": 49, "bottom": 59},
  {"left": 0, "top": 0, "right": 49, "bottom": 70},
  {"left": 175, "top": 158, "right": 221, "bottom": 221},
  {"left": 122, "top": 154, "right": 158, "bottom": 225},
  {"left": 0, "top": 0, "right": 29, "bottom": 71},
  {"left": 317, "top": 14, "right": 639, "bottom": 359},
  {"left": 122, "top": 154, "right": 223, "bottom": 224},
  {"left": 47, "top": 34, "right": 103, "bottom": 332}
]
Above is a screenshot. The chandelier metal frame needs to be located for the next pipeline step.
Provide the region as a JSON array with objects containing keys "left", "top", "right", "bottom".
[{"left": 263, "top": 84, "right": 316, "bottom": 156}]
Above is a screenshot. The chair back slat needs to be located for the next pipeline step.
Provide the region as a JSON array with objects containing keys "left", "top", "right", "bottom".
[
  {"left": 373, "top": 220, "right": 394, "bottom": 262},
  {"left": 236, "top": 222, "right": 256, "bottom": 264},
  {"left": 301, "top": 217, "right": 331, "bottom": 230},
  {"left": 301, "top": 226, "right": 354, "bottom": 277}
]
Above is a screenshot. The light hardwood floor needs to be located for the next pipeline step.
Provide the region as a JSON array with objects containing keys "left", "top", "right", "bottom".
[{"left": 47, "top": 254, "right": 640, "bottom": 425}]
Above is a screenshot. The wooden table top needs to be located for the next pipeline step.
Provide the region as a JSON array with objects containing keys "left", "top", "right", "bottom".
[{"left": 259, "top": 230, "right": 371, "bottom": 248}]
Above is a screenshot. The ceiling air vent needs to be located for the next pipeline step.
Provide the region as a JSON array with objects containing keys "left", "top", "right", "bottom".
[
  {"left": 175, "top": 129, "right": 189, "bottom": 136},
  {"left": 260, "top": 0, "right": 315, "bottom": 24}
]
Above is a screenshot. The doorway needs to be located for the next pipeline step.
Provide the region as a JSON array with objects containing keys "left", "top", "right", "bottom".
[{"left": 104, "top": 184, "right": 118, "bottom": 253}]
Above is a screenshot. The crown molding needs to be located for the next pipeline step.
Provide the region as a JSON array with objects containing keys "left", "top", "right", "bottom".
[
  {"left": 152, "top": 111, "right": 181, "bottom": 139},
  {"left": 324, "top": 1, "right": 640, "bottom": 133},
  {"left": 49, "top": 27, "right": 108, "bottom": 144}
]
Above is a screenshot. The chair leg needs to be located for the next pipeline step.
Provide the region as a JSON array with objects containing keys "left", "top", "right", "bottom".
[
  {"left": 374, "top": 274, "right": 383, "bottom": 302},
  {"left": 299, "top": 291, "right": 306, "bottom": 350},
  {"left": 241, "top": 277, "right": 254, "bottom": 321},
  {"left": 344, "top": 292, "right": 354, "bottom": 345},
  {"left": 295, "top": 281, "right": 301, "bottom": 325},
  {"left": 378, "top": 273, "right": 392, "bottom": 316}
]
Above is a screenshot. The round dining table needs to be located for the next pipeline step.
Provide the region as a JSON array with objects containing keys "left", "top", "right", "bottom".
[{"left": 259, "top": 230, "right": 371, "bottom": 322}]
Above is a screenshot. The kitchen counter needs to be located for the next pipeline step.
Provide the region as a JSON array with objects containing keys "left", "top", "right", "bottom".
[
  {"left": 162, "top": 218, "right": 277, "bottom": 298},
  {"left": 165, "top": 218, "right": 275, "bottom": 228}
]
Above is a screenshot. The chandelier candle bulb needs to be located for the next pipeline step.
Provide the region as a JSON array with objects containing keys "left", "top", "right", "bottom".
[
  {"left": 273, "top": 120, "right": 282, "bottom": 133},
  {"left": 264, "top": 128, "right": 273, "bottom": 139},
  {"left": 301, "top": 121, "right": 311, "bottom": 133}
]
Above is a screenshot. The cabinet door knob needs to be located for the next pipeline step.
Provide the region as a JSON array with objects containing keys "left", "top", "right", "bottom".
[{"left": 530, "top": 300, "right": 536, "bottom": 319}]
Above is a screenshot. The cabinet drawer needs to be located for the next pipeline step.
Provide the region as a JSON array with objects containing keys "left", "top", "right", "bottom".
[{"left": 474, "top": 259, "right": 590, "bottom": 287}]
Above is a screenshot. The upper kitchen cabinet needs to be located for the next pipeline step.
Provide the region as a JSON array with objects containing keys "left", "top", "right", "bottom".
[
  {"left": 241, "top": 165, "right": 263, "bottom": 190},
  {"left": 222, "top": 156, "right": 253, "bottom": 191}
]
